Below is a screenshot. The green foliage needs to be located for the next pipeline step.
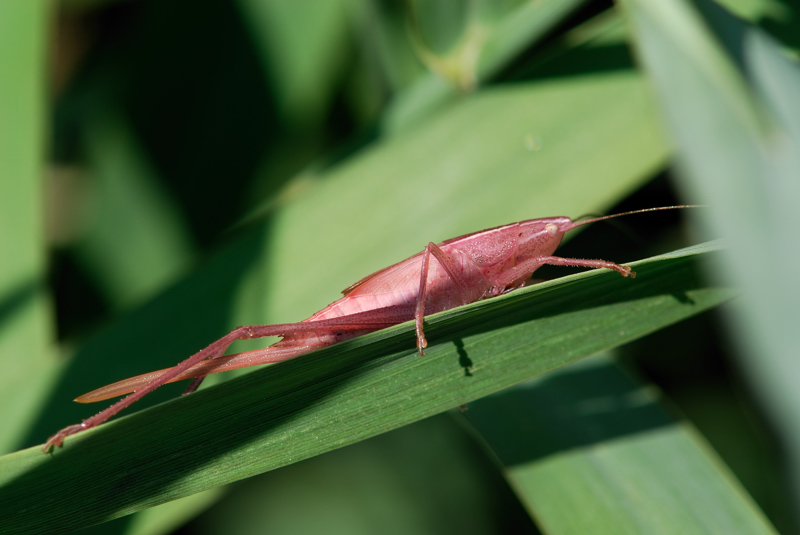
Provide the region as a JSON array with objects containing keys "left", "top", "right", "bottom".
[
  {"left": 0, "top": 244, "right": 742, "bottom": 533},
  {"left": 1, "top": 0, "right": 798, "bottom": 533}
]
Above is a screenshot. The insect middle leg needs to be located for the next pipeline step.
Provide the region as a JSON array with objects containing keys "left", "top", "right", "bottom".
[{"left": 415, "top": 242, "right": 473, "bottom": 355}]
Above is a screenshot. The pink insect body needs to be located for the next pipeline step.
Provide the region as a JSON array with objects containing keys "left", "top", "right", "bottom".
[{"left": 43, "top": 207, "right": 690, "bottom": 452}]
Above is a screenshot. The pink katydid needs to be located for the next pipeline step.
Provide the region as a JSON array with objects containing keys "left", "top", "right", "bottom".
[{"left": 43, "top": 205, "right": 697, "bottom": 452}]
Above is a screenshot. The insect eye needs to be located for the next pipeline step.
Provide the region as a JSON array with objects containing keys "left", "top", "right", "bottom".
[{"left": 545, "top": 223, "right": 558, "bottom": 236}]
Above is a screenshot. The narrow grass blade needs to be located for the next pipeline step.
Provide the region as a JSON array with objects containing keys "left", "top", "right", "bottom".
[
  {"left": 0, "top": 243, "right": 733, "bottom": 533},
  {"left": 76, "top": 106, "right": 193, "bottom": 310},
  {"left": 466, "top": 354, "right": 776, "bottom": 534},
  {"left": 385, "top": 0, "right": 589, "bottom": 131},
  {"left": 619, "top": 0, "right": 800, "bottom": 517},
  {"left": 0, "top": 0, "right": 56, "bottom": 455}
]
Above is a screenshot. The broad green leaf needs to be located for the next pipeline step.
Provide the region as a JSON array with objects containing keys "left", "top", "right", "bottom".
[
  {"left": 236, "top": 0, "right": 357, "bottom": 127},
  {"left": 76, "top": 106, "right": 193, "bottom": 310},
  {"left": 12, "top": 6, "right": 674, "bottom": 531},
  {"left": 384, "top": 0, "right": 589, "bottom": 132},
  {"left": 0, "top": 244, "right": 732, "bottom": 533},
  {"left": 264, "top": 71, "right": 668, "bottom": 325},
  {"left": 124, "top": 487, "right": 227, "bottom": 535},
  {"left": 476, "top": 0, "right": 588, "bottom": 78},
  {"left": 711, "top": 0, "right": 800, "bottom": 50},
  {"left": 0, "top": 0, "right": 56, "bottom": 455},
  {"left": 14, "top": 26, "right": 670, "bottom": 531},
  {"left": 466, "top": 354, "right": 776, "bottom": 534},
  {"left": 39, "top": 3, "right": 665, "bottom": 422},
  {"left": 178, "top": 414, "right": 526, "bottom": 535},
  {"left": 618, "top": 0, "right": 800, "bottom": 514}
]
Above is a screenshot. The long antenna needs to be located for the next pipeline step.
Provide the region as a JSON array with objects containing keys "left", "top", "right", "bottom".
[{"left": 570, "top": 205, "right": 705, "bottom": 228}]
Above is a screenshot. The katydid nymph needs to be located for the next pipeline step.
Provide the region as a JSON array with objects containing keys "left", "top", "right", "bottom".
[{"left": 43, "top": 205, "right": 696, "bottom": 452}]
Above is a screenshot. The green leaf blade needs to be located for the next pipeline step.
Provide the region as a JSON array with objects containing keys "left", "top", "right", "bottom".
[
  {"left": 0, "top": 244, "right": 732, "bottom": 534},
  {"left": 0, "top": 0, "right": 56, "bottom": 455},
  {"left": 466, "top": 354, "right": 776, "bottom": 534}
]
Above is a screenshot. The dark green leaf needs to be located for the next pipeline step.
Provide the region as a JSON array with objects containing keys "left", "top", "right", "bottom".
[{"left": 0, "top": 243, "right": 732, "bottom": 533}]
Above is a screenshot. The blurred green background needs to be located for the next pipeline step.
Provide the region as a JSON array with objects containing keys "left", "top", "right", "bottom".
[{"left": 2, "top": 0, "right": 800, "bottom": 533}]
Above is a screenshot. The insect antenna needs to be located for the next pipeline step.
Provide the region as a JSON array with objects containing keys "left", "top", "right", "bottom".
[{"left": 570, "top": 205, "right": 705, "bottom": 229}]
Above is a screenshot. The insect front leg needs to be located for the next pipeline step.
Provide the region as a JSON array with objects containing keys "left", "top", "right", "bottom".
[
  {"left": 537, "top": 256, "right": 635, "bottom": 278},
  {"left": 490, "top": 255, "right": 635, "bottom": 291},
  {"left": 415, "top": 242, "right": 474, "bottom": 355}
]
